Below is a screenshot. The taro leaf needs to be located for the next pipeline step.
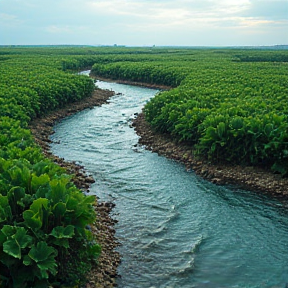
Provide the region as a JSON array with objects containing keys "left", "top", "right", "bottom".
[
  {"left": 17, "top": 193, "right": 33, "bottom": 209},
  {"left": 14, "top": 227, "right": 33, "bottom": 249},
  {"left": 50, "top": 225, "right": 74, "bottom": 239},
  {"left": 28, "top": 241, "right": 57, "bottom": 263},
  {"left": 32, "top": 161, "right": 49, "bottom": 177},
  {"left": 49, "top": 178, "right": 69, "bottom": 204},
  {"left": 1, "top": 225, "right": 16, "bottom": 237},
  {"left": 30, "top": 198, "right": 49, "bottom": 213},
  {"left": 31, "top": 174, "right": 50, "bottom": 190},
  {"left": 50, "top": 237, "right": 70, "bottom": 249},
  {"left": 8, "top": 164, "right": 31, "bottom": 188},
  {"left": 49, "top": 225, "right": 74, "bottom": 248},
  {"left": 3, "top": 239, "right": 21, "bottom": 259},
  {"left": 31, "top": 173, "right": 50, "bottom": 197},
  {"left": 38, "top": 257, "right": 57, "bottom": 276},
  {"left": 7, "top": 186, "right": 26, "bottom": 216},
  {"left": 23, "top": 210, "right": 42, "bottom": 230},
  {"left": 7, "top": 186, "right": 25, "bottom": 204},
  {"left": 82, "top": 195, "right": 96, "bottom": 205},
  {"left": 23, "top": 198, "right": 49, "bottom": 230},
  {"left": 52, "top": 202, "right": 66, "bottom": 219},
  {"left": 2, "top": 227, "right": 33, "bottom": 259},
  {"left": 28, "top": 242, "right": 58, "bottom": 278}
]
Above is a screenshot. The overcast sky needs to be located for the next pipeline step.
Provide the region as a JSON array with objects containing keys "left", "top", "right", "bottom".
[{"left": 0, "top": 0, "right": 287, "bottom": 46}]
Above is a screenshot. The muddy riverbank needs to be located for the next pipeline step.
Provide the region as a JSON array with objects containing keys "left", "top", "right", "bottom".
[
  {"left": 132, "top": 112, "right": 288, "bottom": 201},
  {"left": 29, "top": 88, "right": 120, "bottom": 288}
]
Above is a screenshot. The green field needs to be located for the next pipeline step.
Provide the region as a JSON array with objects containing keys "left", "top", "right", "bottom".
[
  {"left": 90, "top": 48, "right": 288, "bottom": 175},
  {"left": 0, "top": 46, "right": 287, "bottom": 287}
]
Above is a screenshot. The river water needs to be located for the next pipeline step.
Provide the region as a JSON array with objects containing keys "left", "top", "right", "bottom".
[{"left": 50, "top": 77, "right": 288, "bottom": 288}]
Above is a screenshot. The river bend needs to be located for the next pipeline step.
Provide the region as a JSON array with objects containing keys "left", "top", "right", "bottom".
[{"left": 50, "top": 77, "right": 288, "bottom": 288}]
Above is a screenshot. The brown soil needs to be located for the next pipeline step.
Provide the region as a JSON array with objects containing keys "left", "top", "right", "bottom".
[
  {"left": 132, "top": 112, "right": 288, "bottom": 201},
  {"left": 29, "top": 88, "right": 121, "bottom": 288}
]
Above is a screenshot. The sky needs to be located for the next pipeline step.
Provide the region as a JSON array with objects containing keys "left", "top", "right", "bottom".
[{"left": 0, "top": 0, "right": 287, "bottom": 46}]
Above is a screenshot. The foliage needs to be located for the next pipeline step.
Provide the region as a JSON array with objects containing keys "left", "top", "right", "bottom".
[
  {"left": 0, "top": 47, "right": 103, "bottom": 287},
  {"left": 89, "top": 47, "right": 288, "bottom": 175},
  {"left": 0, "top": 45, "right": 287, "bottom": 286}
]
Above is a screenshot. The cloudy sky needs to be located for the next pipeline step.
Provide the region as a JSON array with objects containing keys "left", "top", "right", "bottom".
[{"left": 0, "top": 0, "right": 287, "bottom": 46}]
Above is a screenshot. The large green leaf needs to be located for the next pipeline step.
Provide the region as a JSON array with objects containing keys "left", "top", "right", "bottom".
[
  {"left": 2, "top": 226, "right": 33, "bottom": 259},
  {"left": 52, "top": 202, "right": 66, "bottom": 219},
  {"left": 37, "top": 257, "right": 57, "bottom": 277},
  {"left": 26, "top": 242, "right": 58, "bottom": 280},
  {"left": 28, "top": 241, "right": 57, "bottom": 263},
  {"left": 30, "top": 198, "right": 49, "bottom": 213},
  {"left": 23, "top": 210, "right": 42, "bottom": 230},
  {"left": 14, "top": 227, "right": 33, "bottom": 249},
  {"left": 50, "top": 225, "right": 74, "bottom": 239},
  {"left": 1, "top": 225, "right": 16, "bottom": 238},
  {"left": 3, "top": 239, "right": 21, "bottom": 259}
]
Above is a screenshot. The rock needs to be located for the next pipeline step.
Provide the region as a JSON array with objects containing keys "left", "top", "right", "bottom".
[{"left": 86, "top": 176, "right": 95, "bottom": 184}]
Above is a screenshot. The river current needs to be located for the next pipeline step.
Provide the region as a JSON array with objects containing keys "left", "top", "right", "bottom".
[{"left": 50, "top": 75, "right": 288, "bottom": 288}]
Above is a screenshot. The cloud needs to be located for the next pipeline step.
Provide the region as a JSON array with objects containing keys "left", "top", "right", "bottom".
[{"left": 0, "top": 0, "right": 287, "bottom": 45}]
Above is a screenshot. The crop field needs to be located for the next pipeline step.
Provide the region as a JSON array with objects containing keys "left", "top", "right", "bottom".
[
  {"left": 91, "top": 48, "right": 288, "bottom": 175},
  {"left": 0, "top": 46, "right": 287, "bottom": 286}
]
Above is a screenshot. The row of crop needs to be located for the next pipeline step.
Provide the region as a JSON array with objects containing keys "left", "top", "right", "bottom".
[
  {"left": 144, "top": 60, "right": 288, "bottom": 175},
  {"left": 86, "top": 47, "right": 288, "bottom": 175},
  {"left": 0, "top": 52, "right": 101, "bottom": 287},
  {"left": 0, "top": 57, "right": 95, "bottom": 121},
  {"left": 91, "top": 61, "right": 193, "bottom": 87},
  {"left": 89, "top": 49, "right": 288, "bottom": 175}
]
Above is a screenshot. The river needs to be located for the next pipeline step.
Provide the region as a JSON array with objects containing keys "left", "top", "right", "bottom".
[{"left": 50, "top": 76, "right": 288, "bottom": 288}]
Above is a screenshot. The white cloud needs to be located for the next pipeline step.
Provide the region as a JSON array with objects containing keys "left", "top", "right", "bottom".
[{"left": 0, "top": 0, "right": 287, "bottom": 45}]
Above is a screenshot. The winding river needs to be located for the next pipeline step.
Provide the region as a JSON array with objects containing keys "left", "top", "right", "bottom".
[{"left": 50, "top": 76, "right": 288, "bottom": 288}]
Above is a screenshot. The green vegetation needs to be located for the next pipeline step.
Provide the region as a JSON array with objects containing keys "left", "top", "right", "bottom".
[
  {"left": 0, "top": 47, "right": 100, "bottom": 287},
  {"left": 0, "top": 45, "right": 287, "bottom": 286},
  {"left": 90, "top": 47, "right": 288, "bottom": 176}
]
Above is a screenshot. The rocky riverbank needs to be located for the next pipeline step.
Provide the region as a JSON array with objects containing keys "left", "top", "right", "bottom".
[
  {"left": 29, "top": 88, "right": 121, "bottom": 288},
  {"left": 132, "top": 112, "right": 288, "bottom": 201}
]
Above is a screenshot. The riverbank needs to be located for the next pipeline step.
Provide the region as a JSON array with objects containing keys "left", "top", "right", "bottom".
[
  {"left": 132, "top": 112, "right": 288, "bottom": 201},
  {"left": 90, "top": 75, "right": 171, "bottom": 91},
  {"left": 90, "top": 75, "right": 288, "bottom": 200},
  {"left": 29, "top": 87, "right": 121, "bottom": 288}
]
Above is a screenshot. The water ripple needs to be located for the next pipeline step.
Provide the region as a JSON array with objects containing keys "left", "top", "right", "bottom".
[{"left": 50, "top": 79, "right": 288, "bottom": 288}]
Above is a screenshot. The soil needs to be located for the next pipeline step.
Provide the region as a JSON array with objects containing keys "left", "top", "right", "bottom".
[
  {"left": 29, "top": 88, "right": 121, "bottom": 288},
  {"left": 132, "top": 112, "right": 288, "bottom": 202}
]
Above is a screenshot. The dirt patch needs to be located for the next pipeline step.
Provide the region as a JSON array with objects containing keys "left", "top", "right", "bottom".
[
  {"left": 29, "top": 88, "right": 121, "bottom": 288},
  {"left": 132, "top": 112, "right": 288, "bottom": 202}
]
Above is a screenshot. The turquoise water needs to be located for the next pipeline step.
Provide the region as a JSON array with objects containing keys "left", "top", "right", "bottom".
[{"left": 50, "top": 78, "right": 288, "bottom": 288}]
